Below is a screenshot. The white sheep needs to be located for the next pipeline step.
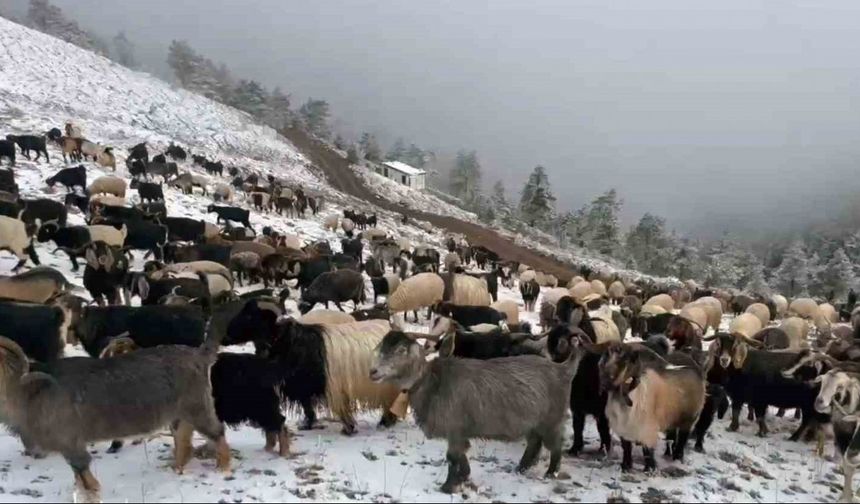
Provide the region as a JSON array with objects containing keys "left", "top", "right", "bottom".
[
  {"left": 543, "top": 274, "right": 559, "bottom": 288},
  {"left": 363, "top": 228, "right": 387, "bottom": 241},
  {"left": 691, "top": 296, "right": 723, "bottom": 331},
  {"left": 815, "top": 303, "right": 839, "bottom": 333},
  {"left": 608, "top": 280, "right": 626, "bottom": 302},
  {"left": 96, "top": 148, "right": 116, "bottom": 172},
  {"left": 770, "top": 294, "right": 788, "bottom": 318},
  {"left": 729, "top": 313, "right": 763, "bottom": 339},
  {"left": 87, "top": 175, "right": 126, "bottom": 198},
  {"left": 283, "top": 235, "right": 303, "bottom": 251},
  {"left": 88, "top": 224, "right": 127, "bottom": 248},
  {"left": 323, "top": 215, "right": 339, "bottom": 232},
  {"left": 679, "top": 305, "right": 709, "bottom": 332},
  {"left": 89, "top": 194, "right": 126, "bottom": 211},
  {"left": 519, "top": 270, "right": 537, "bottom": 283},
  {"left": 161, "top": 261, "right": 232, "bottom": 282},
  {"left": 490, "top": 299, "right": 520, "bottom": 325},
  {"left": 569, "top": 281, "right": 593, "bottom": 302},
  {"left": 592, "top": 305, "right": 622, "bottom": 343},
  {"left": 0, "top": 216, "right": 34, "bottom": 269},
  {"left": 300, "top": 310, "right": 356, "bottom": 325},
  {"left": 567, "top": 276, "right": 585, "bottom": 288},
  {"left": 644, "top": 294, "right": 675, "bottom": 313},
  {"left": 788, "top": 297, "right": 818, "bottom": 320},
  {"left": 779, "top": 317, "right": 810, "bottom": 349},
  {"left": 342, "top": 218, "right": 356, "bottom": 234},
  {"left": 639, "top": 304, "right": 668, "bottom": 317},
  {"left": 448, "top": 274, "right": 492, "bottom": 306},
  {"left": 213, "top": 184, "right": 234, "bottom": 203},
  {"left": 590, "top": 279, "right": 607, "bottom": 297},
  {"left": 542, "top": 287, "right": 572, "bottom": 307},
  {"left": 745, "top": 303, "right": 771, "bottom": 329},
  {"left": 388, "top": 273, "right": 445, "bottom": 318}
]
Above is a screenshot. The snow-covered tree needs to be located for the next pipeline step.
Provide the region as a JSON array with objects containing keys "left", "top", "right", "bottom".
[
  {"left": 585, "top": 189, "right": 621, "bottom": 255},
  {"left": 111, "top": 31, "right": 136, "bottom": 68},
  {"left": 333, "top": 135, "right": 347, "bottom": 150},
  {"left": 744, "top": 259, "right": 770, "bottom": 295},
  {"left": 346, "top": 145, "right": 360, "bottom": 164},
  {"left": 518, "top": 166, "right": 556, "bottom": 230},
  {"left": 844, "top": 230, "right": 860, "bottom": 264},
  {"left": 263, "top": 86, "right": 291, "bottom": 129},
  {"left": 565, "top": 206, "right": 589, "bottom": 248},
  {"left": 358, "top": 132, "right": 381, "bottom": 162},
  {"left": 820, "top": 248, "right": 856, "bottom": 302},
  {"left": 405, "top": 143, "right": 427, "bottom": 168},
  {"left": 674, "top": 239, "right": 705, "bottom": 282},
  {"left": 449, "top": 151, "right": 482, "bottom": 204},
  {"left": 299, "top": 99, "right": 331, "bottom": 138},
  {"left": 625, "top": 213, "right": 675, "bottom": 276},
  {"left": 167, "top": 40, "right": 226, "bottom": 101},
  {"left": 28, "top": 0, "right": 107, "bottom": 56},
  {"left": 490, "top": 180, "right": 514, "bottom": 226},
  {"left": 772, "top": 240, "right": 810, "bottom": 297},
  {"left": 702, "top": 238, "right": 746, "bottom": 288},
  {"left": 231, "top": 80, "right": 271, "bottom": 119},
  {"left": 386, "top": 138, "right": 407, "bottom": 161}
]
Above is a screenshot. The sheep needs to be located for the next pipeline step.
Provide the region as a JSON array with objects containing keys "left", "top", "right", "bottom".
[
  {"left": 0, "top": 335, "right": 230, "bottom": 502},
  {"left": 780, "top": 317, "right": 810, "bottom": 349},
  {"left": 789, "top": 297, "right": 819, "bottom": 320},
  {"left": 590, "top": 305, "right": 623, "bottom": 343},
  {"left": 608, "top": 280, "right": 626, "bottom": 303},
  {"left": 299, "top": 310, "right": 356, "bottom": 325},
  {"left": 212, "top": 183, "right": 234, "bottom": 203},
  {"left": 601, "top": 343, "right": 706, "bottom": 472},
  {"left": 567, "top": 275, "right": 585, "bottom": 288},
  {"left": 0, "top": 216, "right": 38, "bottom": 270},
  {"left": 88, "top": 194, "right": 126, "bottom": 214},
  {"left": 491, "top": 299, "right": 520, "bottom": 325},
  {"left": 87, "top": 224, "right": 127, "bottom": 248},
  {"left": 590, "top": 279, "right": 607, "bottom": 297},
  {"left": 644, "top": 293, "right": 675, "bottom": 313},
  {"left": 298, "top": 269, "right": 366, "bottom": 313},
  {"left": 370, "top": 273, "right": 401, "bottom": 303},
  {"left": 816, "top": 303, "right": 839, "bottom": 333},
  {"left": 771, "top": 294, "right": 789, "bottom": 318},
  {"left": 569, "top": 281, "right": 593, "bottom": 302},
  {"left": 229, "top": 304, "right": 399, "bottom": 433},
  {"left": 369, "top": 329, "right": 586, "bottom": 493},
  {"left": 149, "top": 260, "right": 232, "bottom": 283},
  {"left": 729, "top": 313, "right": 763, "bottom": 339},
  {"left": 388, "top": 272, "right": 445, "bottom": 321},
  {"left": 324, "top": 215, "right": 339, "bottom": 232},
  {"left": 87, "top": 175, "right": 126, "bottom": 198},
  {"left": 745, "top": 303, "right": 771, "bottom": 329},
  {"left": 443, "top": 273, "right": 492, "bottom": 307},
  {"left": 691, "top": 296, "right": 723, "bottom": 332},
  {"left": 0, "top": 267, "right": 70, "bottom": 303},
  {"left": 520, "top": 269, "right": 536, "bottom": 283},
  {"left": 341, "top": 217, "right": 356, "bottom": 234}
]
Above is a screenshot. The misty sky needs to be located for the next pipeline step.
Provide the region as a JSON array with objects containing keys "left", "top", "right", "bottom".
[{"left": 9, "top": 0, "right": 860, "bottom": 236}]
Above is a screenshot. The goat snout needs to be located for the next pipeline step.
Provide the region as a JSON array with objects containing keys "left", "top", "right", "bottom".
[
  {"left": 369, "top": 367, "right": 382, "bottom": 382},
  {"left": 814, "top": 397, "right": 831, "bottom": 414},
  {"left": 719, "top": 355, "right": 731, "bottom": 369}
]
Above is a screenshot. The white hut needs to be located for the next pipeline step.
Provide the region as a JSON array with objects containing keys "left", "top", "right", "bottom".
[{"left": 378, "top": 161, "right": 426, "bottom": 190}]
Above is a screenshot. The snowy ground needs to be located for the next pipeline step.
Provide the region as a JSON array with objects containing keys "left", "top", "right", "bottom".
[{"left": 0, "top": 16, "right": 848, "bottom": 504}]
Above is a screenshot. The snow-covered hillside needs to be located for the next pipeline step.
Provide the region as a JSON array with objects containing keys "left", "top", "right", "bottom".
[{"left": 0, "top": 17, "right": 845, "bottom": 504}]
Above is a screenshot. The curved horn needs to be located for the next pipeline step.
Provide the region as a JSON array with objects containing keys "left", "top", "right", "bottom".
[
  {"left": 702, "top": 334, "right": 718, "bottom": 342},
  {"left": 731, "top": 332, "right": 764, "bottom": 348},
  {"left": 99, "top": 335, "right": 138, "bottom": 359},
  {"left": 0, "top": 336, "right": 30, "bottom": 375}
]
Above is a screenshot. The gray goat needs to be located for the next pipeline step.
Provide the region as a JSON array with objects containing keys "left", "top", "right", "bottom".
[
  {"left": 370, "top": 330, "right": 585, "bottom": 493},
  {"left": 0, "top": 335, "right": 230, "bottom": 502}
]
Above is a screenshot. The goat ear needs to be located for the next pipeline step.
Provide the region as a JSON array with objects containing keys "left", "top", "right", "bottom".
[
  {"left": 733, "top": 342, "right": 748, "bottom": 369},
  {"left": 438, "top": 333, "right": 456, "bottom": 358},
  {"left": 815, "top": 360, "right": 824, "bottom": 374},
  {"left": 137, "top": 276, "right": 150, "bottom": 300}
]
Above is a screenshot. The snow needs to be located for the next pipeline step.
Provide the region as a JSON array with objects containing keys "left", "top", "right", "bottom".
[
  {"left": 381, "top": 161, "right": 425, "bottom": 177},
  {"left": 0, "top": 16, "right": 846, "bottom": 504}
]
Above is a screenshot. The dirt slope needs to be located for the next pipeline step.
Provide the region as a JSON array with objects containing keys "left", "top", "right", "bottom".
[{"left": 282, "top": 126, "right": 578, "bottom": 282}]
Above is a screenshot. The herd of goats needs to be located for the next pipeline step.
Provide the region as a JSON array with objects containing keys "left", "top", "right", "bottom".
[{"left": 0, "top": 125, "right": 859, "bottom": 502}]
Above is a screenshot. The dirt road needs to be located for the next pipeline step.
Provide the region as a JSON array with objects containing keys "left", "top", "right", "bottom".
[{"left": 282, "top": 127, "right": 578, "bottom": 282}]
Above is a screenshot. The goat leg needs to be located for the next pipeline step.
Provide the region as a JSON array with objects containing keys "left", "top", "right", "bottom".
[
  {"left": 569, "top": 410, "right": 586, "bottom": 456},
  {"left": 597, "top": 414, "right": 612, "bottom": 455},
  {"left": 842, "top": 458, "right": 855, "bottom": 503},
  {"left": 172, "top": 420, "right": 194, "bottom": 474},
  {"left": 728, "top": 402, "right": 742, "bottom": 432},
  {"left": 107, "top": 440, "right": 124, "bottom": 454},
  {"left": 643, "top": 446, "right": 657, "bottom": 473},
  {"left": 672, "top": 429, "right": 691, "bottom": 462},
  {"left": 441, "top": 442, "right": 466, "bottom": 494},
  {"left": 65, "top": 448, "right": 100, "bottom": 503},
  {"left": 755, "top": 404, "right": 769, "bottom": 438},
  {"left": 621, "top": 439, "right": 634, "bottom": 472},
  {"left": 516, "top": 432, "right": 542, "bottom": 473}
]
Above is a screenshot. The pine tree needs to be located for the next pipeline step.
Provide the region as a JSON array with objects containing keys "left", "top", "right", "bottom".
[
  {"left": 299, "top": 99, "right": 331, "bottom": 138},
  {"left": 263, "top": 87, "right": 291, "bottom": 129},
  {"left": 231, "top": 80, "right": 271, "bottom": 119},
  {"left": 333, "top": 135, "right": 347, "bottom": 150},
  {"left": 844, "top": 230, "right": 860, "bottom": 264},
  {"left": 744, "top": 260, "right": 770, "bottom": 295},
  {"left": 449, "top": 151, "right": 482, "bottom": 204},
  {"left": 112, "top": 31, "right": 136, "bottom": 68},
  {"left": 772, "top": 241, "right": 810, "bottom": 297},
  {"left": 820, "top": 248, "right": 855, "bottom": 301},
  {"left": 405, "top": 143, "right": 426, "bottom": 168},
  {"left": 625, "top": 213, "right": 675, "bottom": 275},
  {"left": 167, "top": 40, "right": 198, "bottom": 87},
  {"left": 358, "top": 133, "right": 381, "bottom": 161},
  {"left": 386, "top": 138, "right": 407, "bottom": 161},
  {"left": 518, "top": 166, "right": 556, "bottom": 230},
  {"left": 585, "top": 189, "right": 621, "bottom": 255},
  {"left": 346, "top": 145, "right": 360, "bottom": 164},
  {"left": 28, "top": 0, "right": 107, "bottom": 56},
  {"left": 674, "top": 239, "right": 705, "bottom": 281},
  {"left": 490, "top": 180, "right": 514, "bottom": 225},
  {"left": 566, "top": 206, "right": 589, "bottom": 247}
]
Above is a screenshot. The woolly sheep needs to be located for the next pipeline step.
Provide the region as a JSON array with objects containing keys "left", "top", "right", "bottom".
[
  {"left": 683, "top": 279, "right": 699, "bottom": 292},
  {"left": 88, "top": 224, "right": 127, "bottom": 248},
  {"left": 518, "top": 264, "right": 532, "bottom": 275},
  {"left": 443, "top": 252, "right": 461, "bottom": 272},
  {"left": 788, "top": 297, "right": 818, "bottom": 320},
  {"left": 490, "top": 299, "right": 519, "bottom": 325},
  {"left": 96, "top": 148, "right": 116, "bottom": 171},
  {"left": 590, "top": 279, "right": 607, "bottom": 297},
  {"left": 520, "top": 270, "right": 537, "bottom": 283},
  {"left": 89, "top": 194, "right": 126, "bottom": 209},
  {"left": 341, "top": 218, "right": 355, "bottom": 233},
  {"left": 691, "top": 296, "right": 723, "bottom": 332},
  {"left": 567, "top": 276, "right": 585, "bottom": 288},
  {"left": 448, "top": 274, "right": 492, "bottom": 306},
  {"left": 569, "top": 281, "right": 593, "bottom": 302},
  {"left": 299, "top": 310, "right": 356, "bottom": 325},
  {"left": 0, "top": 216, "right": 35, "bottom": 269},
  {"left": 324, "top": 215, "right": 339, "bottom": 232},
  {"left": 778, "top": 317, "right": 810, "bottom": 349},
  {"left": 543, "top": 287, "right": 572, "bottom": 307},
  {"left": 161, "top": 261, "right": 232, "bottom": 282},
  {"left": 644, "top": 293, "right": 675, "bottom": 313},
  {"left": 397, "top": 238, "right": 410, "bottom": 252},
  {"left": 363, "top": 228, "right": 387, "bottom": 241},
  {"left": 818, "top": 303, "right": 839, "bottom": 324},
  {"left": 283, "top": 235, "right": 303, "bottom": 251},
  {"left": 678, "top": 305, "right": 709, "bottom": 332},
  {"left": 608, "top": 280, "right": 626, "bottom": 301},
  {"left": 640, "top": 304, "right": 668, "bottom": 317},
  {"left": 592, "top": 305, "right": 622, "bottom": 343},
  {"left": 770, "top": 294, "right": 788, "bottom": 318},
  {"left": 543, "top": 274, "right": 559, "bottom": 288},
  {"left": 87, "top": 175, "right": 126, "bottom": 198},
  {"left": 728, "top": 313, "right": 763, "bottom": 339},
  {"left": 745, "top": 303, "right": 771, "bottom": 329},
  {"left": 388, "top": 273, "right": 445, "bottom": 315},
  {"left": 213, "top": 184, "right": 234, "bottom": 203}
]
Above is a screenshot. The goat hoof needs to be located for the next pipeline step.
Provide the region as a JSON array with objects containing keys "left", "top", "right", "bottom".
[
  {"left": 757, "top": 431, "right": 768, "bottom": 439},
  {"left": 727, "top": 424, "right": 739, "bottom": 432},
  {"left": 543, "top": 470, "right": 559, "bottom": 480},
  {"left": 567, "top": 447, "right": 581, "bottom": 457},
  {"left": 341, "top": 425, "right": 357, "bottom": 437},
  {"left": 440, "top": 481, "right": 461, "bottom": 494},
  {"left": 694, "top": 444, "right": 705, "bottom": 454}
]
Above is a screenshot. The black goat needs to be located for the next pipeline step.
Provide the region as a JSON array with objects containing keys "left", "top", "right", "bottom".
[
  {"left": 20, "top": 198, "right": 67, "bottom": 227},
  {"left": 207, "top": 204, "right": 252, "bottom": 229},
  {"left": 36, "top": 222, "right": 91, "bottom": 270},
  {"left": 46, "top": 165, "right": 85, "bottom": 192},
  {"left": 135, "top": 181, "right": 164, "bottom": 202},
  {"left": 5, "top": 135, "right": 48, "bottom": 162},
  {"left": 0, "top": 301, "right": 67, "bottom": 362},
  {"left": 433, "top": 301, "right": 506, "bottom": 327},
  {"left": 298, "top": 269, "right": 365, "bottom": 313},
  {"left": 0, "top": 140, "right": 15, "bottom": 167}
]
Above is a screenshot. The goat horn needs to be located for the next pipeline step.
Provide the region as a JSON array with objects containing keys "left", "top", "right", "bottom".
[
  {"left": 702, "top": 334, "right": 718, "bottom": 342},
  {"left": 0, "top": 337, "right": 30, "bottom": 375},
  {"left": 99, "top": 335, "right": 138, "bottom": 359},
  {"left": 732, "top": 332, "right": 764, "bottom": 348}
]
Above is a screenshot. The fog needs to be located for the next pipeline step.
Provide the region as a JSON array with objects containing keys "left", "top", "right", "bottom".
[{"left": 8, "top": 0, "right": 860, "bottom": 236}]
